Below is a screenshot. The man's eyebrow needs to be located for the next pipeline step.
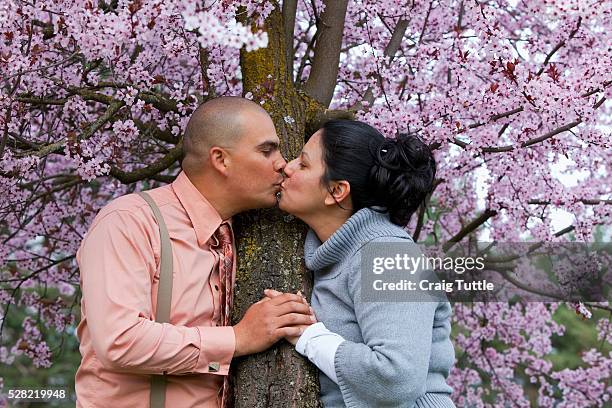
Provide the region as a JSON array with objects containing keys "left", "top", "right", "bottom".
[
  {"left": 300, "top": 151, "right": 310, "bottom": 161},
  {"left": 256, "top": 141, "right": 279, "bottom": 150}
]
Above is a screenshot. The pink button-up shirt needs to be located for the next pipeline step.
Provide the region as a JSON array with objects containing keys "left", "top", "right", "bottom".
[{"left": 75, "top": 171, "right": 236, "bottom": 407}]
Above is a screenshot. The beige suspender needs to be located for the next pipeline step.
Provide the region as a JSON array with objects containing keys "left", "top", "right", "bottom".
[{"left": 138, "top": 192, "right": 173, "bottom": 408}]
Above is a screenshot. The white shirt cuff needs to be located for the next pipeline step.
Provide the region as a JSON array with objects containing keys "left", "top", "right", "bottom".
[{"left": 295, "top": 322, "right": 345, "bottom": 385}]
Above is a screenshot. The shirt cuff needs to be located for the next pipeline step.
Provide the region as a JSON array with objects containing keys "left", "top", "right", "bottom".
[
  {"left": 296, "top": 322, "right": 326, "bottom": 355},
  {"left": 194, "top": 326, "right": 236, "bottom": 375},
  {"left": 295, "top": 322, "right": 345, "bottom": 385}
]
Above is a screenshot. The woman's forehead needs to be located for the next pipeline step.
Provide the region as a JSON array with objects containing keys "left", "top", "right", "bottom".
[{"left": 304, "top": 130, "right": 322, "bottom": 151}]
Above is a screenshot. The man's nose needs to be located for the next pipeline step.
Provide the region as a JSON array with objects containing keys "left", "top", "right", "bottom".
[{"left": 274, "top": 154, "right": 287, "bottom": 173}]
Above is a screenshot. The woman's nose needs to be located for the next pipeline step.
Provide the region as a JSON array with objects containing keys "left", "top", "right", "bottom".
[{"left": 284, "top": 159, "right": 297, "bottom": 177}]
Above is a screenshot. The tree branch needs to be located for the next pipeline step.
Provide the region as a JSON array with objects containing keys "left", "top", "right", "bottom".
[
  {"left": 528, "top": 199, "right": 611, "bottom": 206},
  {"left": 443, "top": 209, "right": 497, "bottom": 251},
  {"left": 137, "top": 91, "right": 179, "bottom": 113},
  {"left": 413, "top": 204, "right": 427, "bottom": 242},
  {"left": 31, "top": 19, "right": 55, "bottom": 40},
  {"left": 30, "top": 100, "right": 124, "bottom": 158},
  {"left": 198, "top": 46, "right": 216, "bottom": 98},
  {"left": 109, "top": 139, "right": 183, "bottom": 184},
  {"left": 150, "top": 174, "right": 177, "bottom": 183},
  {"left": 303, "top": 0, "right": 349, "bottom": 107},
  {"left": 581, "top": 80, "right": 611, "bottom": 97},
  {"left": 413, "top": 179, "right": 441, "bottom": 241},
  {"left": 282, "top": 0, "right": 298, "bottom": 79},
  {"left": 70, "top": 88, "right": 115, "bottom": 104},
  {"left": 15, "top": 96, "right": 68, "bottom": 105},
  {"left": 432, "top": 95, "right": 606, "bottom": 153},
  {"left": 294, "top": 24, "right": 319, "bottom": 84},
  {"left": 0, "top": 255, "right": 75, "bottom": 337},
  {"left": 353, "top": 17, "right": 410, "bottom": 110},
  {"left": 27, "top": 178, "right": 83, "bottom": 205},
  {"left": 0, "top": 107, "right": 10, "bottom": 158},
  {"left": 15, "top": 88, "right": 114, "bottom": 106},
  {"left": 536, "top": 17, "right": 582, "bottom": 76},
  {"left": 481, "top": 225, "right": 575, "bottom": 264},
  {"left": 488, "top": 265, "right": 571, "bottom": 302},
  {"left": 429, "top": 107, "right": 524, "bottom": 150},
  {"left": 520, "top": 119, "right": 582, "bottom": 148},
  {"left": 469, "top": 107, "right": 524, "bottom": 130},
  {"left": 418, "top": 1, "right": 434, "bottom": 45},
  {"left": 133, "top": 119, "right": 180, "bottom": 145},
  {"left": 468, "top": 237, "right": 612, "bottom": 308}
]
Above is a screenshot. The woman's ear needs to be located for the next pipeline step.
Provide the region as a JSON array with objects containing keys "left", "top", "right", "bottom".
[
  {"left": 324, "top": 180, "right": 351, "bottom": 206},
  {"left": 209, "top": 146, "right": 229, "bottom": 175}
]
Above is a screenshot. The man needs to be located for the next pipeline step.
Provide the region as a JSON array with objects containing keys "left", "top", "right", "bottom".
[{"left": 75, "top": 97, "right": 315, "bottom": 407}]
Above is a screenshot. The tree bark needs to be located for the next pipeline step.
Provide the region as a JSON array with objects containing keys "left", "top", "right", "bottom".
[{"left": 231, "top": 5, "right": 325, "bottom": 407}]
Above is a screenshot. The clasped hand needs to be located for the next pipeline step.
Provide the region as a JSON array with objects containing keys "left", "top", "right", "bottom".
[
  {"left": 233, "top": 289, "right": 317, "bottom": 357},
  {"left": 263, "top": 289, "right": 317, "bottom": 345}
]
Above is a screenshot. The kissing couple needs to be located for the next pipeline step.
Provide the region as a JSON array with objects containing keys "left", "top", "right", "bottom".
[{"left": 75, "top": 96, "right": 455, "bottom": 408}]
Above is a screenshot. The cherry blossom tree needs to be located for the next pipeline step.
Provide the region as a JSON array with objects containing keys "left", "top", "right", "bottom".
[{"left": 1, "top": 0, "right": 610, "bottom": 406}]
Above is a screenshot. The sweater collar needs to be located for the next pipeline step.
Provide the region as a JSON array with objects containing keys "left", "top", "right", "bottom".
[{"left": 304, "top": 207, "right": 407, "bottom": 271}]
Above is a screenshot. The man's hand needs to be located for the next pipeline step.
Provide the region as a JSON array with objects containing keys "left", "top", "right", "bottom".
[
  {"left": 263, "top": 289, "right": 317, "bottom": 346},
  {"left": 233, "top": 292, "right": 316, "bottom": 357}
]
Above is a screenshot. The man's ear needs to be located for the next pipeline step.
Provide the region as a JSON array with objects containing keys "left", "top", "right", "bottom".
[
  {"left": 324, "top": 180, "right": 351, "bottom": 206},
  {"left": 209, "top": 146, "right": 229, "bottom": 175}
]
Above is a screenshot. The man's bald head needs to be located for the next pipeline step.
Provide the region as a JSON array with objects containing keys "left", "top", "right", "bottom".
[{"left": 182, "top": 96, "right": 271, "bottom": 170}]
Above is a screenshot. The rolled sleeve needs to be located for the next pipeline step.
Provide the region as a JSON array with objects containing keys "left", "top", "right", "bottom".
[{"left": 194, "top": 326, "right": 236, "bottom": 375}]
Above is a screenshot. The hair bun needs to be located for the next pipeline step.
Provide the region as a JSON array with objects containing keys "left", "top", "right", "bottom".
[
  {"left": 370, "top": 133, "right": 436, "bottom": 225},
  {"left": 376, "top": 134, "right": 432, "bottom": 170}
]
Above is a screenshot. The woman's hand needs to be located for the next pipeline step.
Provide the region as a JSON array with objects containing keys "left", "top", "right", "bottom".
[{"left": 264, "top": 289, "right": 317, "bottom": 345}]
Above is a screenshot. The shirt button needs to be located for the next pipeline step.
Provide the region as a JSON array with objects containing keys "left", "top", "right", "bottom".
[{"left": 214, "top": 285, "right": 219, "bottom": 291}]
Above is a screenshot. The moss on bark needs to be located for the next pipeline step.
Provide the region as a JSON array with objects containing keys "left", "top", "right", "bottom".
[{"left": 231, "top": 5, "right": 324, "bottom": 408}]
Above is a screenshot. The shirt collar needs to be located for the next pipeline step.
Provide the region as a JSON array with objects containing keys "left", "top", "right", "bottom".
[{"left": 172, "top": 171, "right": 228, "bottom": 247}]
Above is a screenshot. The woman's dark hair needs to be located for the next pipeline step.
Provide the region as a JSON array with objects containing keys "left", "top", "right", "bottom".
[{"left": 312, "top": 119, "right": 436, "bottom": 226}]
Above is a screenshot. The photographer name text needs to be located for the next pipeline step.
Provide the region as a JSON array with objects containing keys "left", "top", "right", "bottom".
[{"left": 372, "top": 279, "right": 494, "bottom": 292}]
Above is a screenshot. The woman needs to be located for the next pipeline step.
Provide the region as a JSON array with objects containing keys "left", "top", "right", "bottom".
[{"left": 275, "top": 120, "right": 455, "bottom": 407}]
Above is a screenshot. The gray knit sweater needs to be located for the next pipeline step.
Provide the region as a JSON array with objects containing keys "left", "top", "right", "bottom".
[{"left": 304, "top": 208, "right": 456, "bottom": 408}]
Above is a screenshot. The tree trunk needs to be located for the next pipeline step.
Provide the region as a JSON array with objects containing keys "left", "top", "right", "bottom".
[{"left": 230, "top": 6, "right": 324, "bottom": 408}]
